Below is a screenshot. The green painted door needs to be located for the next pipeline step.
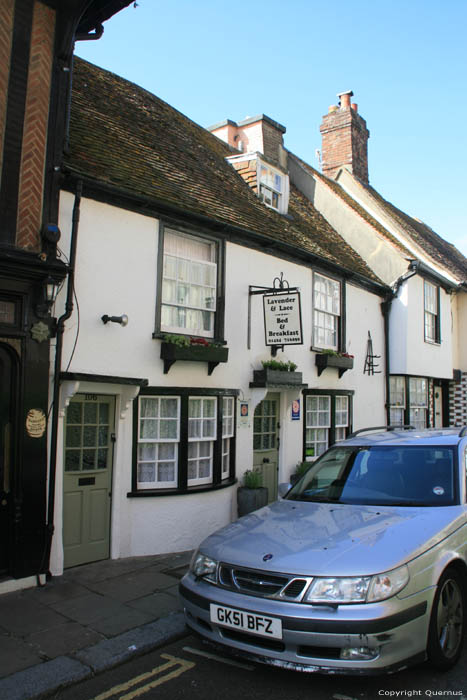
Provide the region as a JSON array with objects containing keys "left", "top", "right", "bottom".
[
  {"left": 63, "top": 394, "right": 115, "bottom": 568},
  {"left": 253, "top": 393, "right": 279, "bottom": 503}
]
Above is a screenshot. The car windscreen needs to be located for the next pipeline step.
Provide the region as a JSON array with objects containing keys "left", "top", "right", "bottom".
[{"left": 286, "top": 445, "right": 457, "bottom": 506}]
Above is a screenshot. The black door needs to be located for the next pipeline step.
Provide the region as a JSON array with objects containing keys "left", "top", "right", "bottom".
[{"left": 0, "top": 344, "right": 15, "bottom": 575}]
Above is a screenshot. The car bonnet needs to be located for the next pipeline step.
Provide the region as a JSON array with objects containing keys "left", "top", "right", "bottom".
[{"left": 199, "top": 499, "right": 465, "bottom": 577}]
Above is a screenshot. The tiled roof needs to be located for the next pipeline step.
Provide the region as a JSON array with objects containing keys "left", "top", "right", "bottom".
[
  {"left": 64, "top": 58, "right": 383, "bottom": 286},
  {"left": 361, "top": 185, "right": 467, "bottom": 282},
  {"left": 292, "top": 153, "right": 467, "bottom": 283},
  {"left": 289, "top": 153, "right": 414, "bottom": 258}
]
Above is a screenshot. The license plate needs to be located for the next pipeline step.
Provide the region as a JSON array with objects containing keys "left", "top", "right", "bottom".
[{"left": 210, "top": 603, "right": 282, "bottom": 640}]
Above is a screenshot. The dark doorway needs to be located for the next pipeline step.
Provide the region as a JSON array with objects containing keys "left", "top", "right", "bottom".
[{"left": 0, "top": 343, "right": 16, "bottom": 575}]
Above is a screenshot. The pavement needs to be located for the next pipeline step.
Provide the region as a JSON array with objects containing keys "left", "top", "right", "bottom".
[{"left": 0, "top": 550, "right": 193, "bottom": 700}]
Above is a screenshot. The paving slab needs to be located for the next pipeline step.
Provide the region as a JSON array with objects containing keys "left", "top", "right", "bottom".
[
  {"left": 51, "top": 592, "right": 129, "bottom": 625},
  {"left": 0, "top": 597, "right": 68, "bottom": 636},
  {"left": 127, "top": 590, "right": 181, "bottom": 617},
  {"left": 0, "top": 633, "right": 44, "bottom": 677},
  {"left": 90, "top": 606, "right": 155, "bottom": 637},
  {"left": 84, "top": 570, "right": 174, "bottom": 603},
  {"left": 26, "top": 621, "right": 103, "bottom": 659}
]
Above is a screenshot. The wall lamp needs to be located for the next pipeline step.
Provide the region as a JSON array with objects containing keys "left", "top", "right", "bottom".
[
  {"left": 101, "top": 314, "right": 129, "bottom": 326},
  {"left": 36, "top": 275, "right": 61, "bottom": 318}
]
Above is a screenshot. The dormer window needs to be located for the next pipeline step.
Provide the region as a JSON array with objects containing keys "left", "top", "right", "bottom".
[
  {"left": 259, "top": 164, "right": 283, "bottom": 211},
  {"left": 225, "top": 153, "right": 289, "bottom": 215}
]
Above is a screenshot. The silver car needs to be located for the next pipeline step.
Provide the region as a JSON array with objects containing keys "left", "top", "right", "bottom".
[{"left": 179, "top": 428, "right": 467, "bottom": 674}]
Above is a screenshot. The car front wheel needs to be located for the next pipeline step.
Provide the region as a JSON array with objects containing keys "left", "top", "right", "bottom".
[{"left": 427, "top": 568, "right": 465, "bottom": 670}]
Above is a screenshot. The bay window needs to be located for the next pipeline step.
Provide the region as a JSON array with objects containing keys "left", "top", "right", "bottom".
[
  {"left": 389, "top": 376, "right": 428, "bottom": 429},
  {"left": 304, "top": 390, "right": 353, "bottom": 460},
  {"left": 134, "top": 389, "right": 237, "bottom": 494}
]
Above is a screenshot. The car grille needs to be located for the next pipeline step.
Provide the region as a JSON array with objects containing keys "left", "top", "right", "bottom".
[{"left": 218, "top": 564, "right": 311, "bottom": 601}]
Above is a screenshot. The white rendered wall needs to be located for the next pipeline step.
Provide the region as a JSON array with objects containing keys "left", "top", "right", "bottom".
[
  {"left": 52, "top": 192, "right": 386, "bottom": 567},
  {"left": 389, "top": 275, "right": 453, "bottom": 378}
]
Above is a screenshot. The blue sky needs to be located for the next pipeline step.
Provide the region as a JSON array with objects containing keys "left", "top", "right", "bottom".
[{"left": 76, "top": 0, "right": 467, "bottom": 256}]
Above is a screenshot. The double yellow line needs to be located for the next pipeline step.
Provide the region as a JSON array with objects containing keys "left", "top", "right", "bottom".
[{"left": 91, "top": 654, "right": 195, "bottom": 700}]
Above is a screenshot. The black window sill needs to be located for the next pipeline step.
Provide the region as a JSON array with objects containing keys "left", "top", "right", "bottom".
[
  {"left": 159, "top": 340, "right": 229, "bottom": 375},
  {"left": 127, "top": 478, "right": 237, "bottom": 497}
]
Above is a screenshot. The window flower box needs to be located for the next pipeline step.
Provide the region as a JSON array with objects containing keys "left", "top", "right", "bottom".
[
  {"left": 250, "top": 369, "right": 304, "bottom": 387},
  {"left": 315, "top": 352, "right": 354, "bottom": 378},
  {"left": 160, "top": 338, "right": 228, "bottom": 375},
  {"left": 249, "top": 359, "right": 305, "bottom": 388}
]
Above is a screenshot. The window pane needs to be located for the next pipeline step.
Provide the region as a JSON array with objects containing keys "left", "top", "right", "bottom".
[
  {"left": 67, "top": 403, "right": 82, "bottom": 424},
  {"left": 162, "top": 230, "right": 217, "bottom": 338},
  {"left": 390, "top": 376, "right": 405, "bottom": 407},
  {"left": 141, "top": 399, "right": 158, "bottom": 418}
]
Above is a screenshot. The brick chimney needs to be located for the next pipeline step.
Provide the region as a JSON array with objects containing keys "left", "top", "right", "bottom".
[
  {"left": 208, "top": 115, "right": 286, "bottom": 168},
  {"left": 319, "top": 91, "right": 370, "bottom": 184}
]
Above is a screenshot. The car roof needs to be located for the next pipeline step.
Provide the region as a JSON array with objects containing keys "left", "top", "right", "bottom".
[{"left": 339, "top": 428, "right": 466, "bottom": 448}]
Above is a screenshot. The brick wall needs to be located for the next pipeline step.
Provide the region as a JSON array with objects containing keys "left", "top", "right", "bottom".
[
  {"left": 262, "top": 121, "right": 283, "bottom": 166},
  {"left": 16, "top": 0, "right": 55, "bottom": 251},
  {"left": 320, "top": 106, "right": 369, "bottom": 183},
  {"left": 0, "top": 0, "right": 14, "bottom": 181},
  {"left": 232, "top": 158, "right": 258, "bottom": 193}
]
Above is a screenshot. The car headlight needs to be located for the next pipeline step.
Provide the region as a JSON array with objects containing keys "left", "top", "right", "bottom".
[
  {"left": 304, "top": 565, "right": 409, "bottom": 604},
  {"left": 190, "top": 550, "right": 218, "bottom": 582},
  {"left": 366, "top": 565, "right": 409, "bottom": 602},
  {"left": 305, "top": 576, "right": 371, "bottom": 603}
]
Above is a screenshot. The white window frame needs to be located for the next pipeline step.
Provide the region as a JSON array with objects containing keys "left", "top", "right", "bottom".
[
  {"left": 188, "top": 397, "right": 217, "bottom": 485},
  {"left": 137, "top": 396, "right": 180, "bottom": 490},
  {"left": 409, "top": 377, "right": 428, "bottom": 430},
  {"left": 305, "top": 395, "right": 331, "bottom": 460},
  {"left": 222, "top": 396, "right": 235, "bottom": 479},
  {"left": 313, "top": 273, "right": 341, "bottom": 350},
  {"left": 257, "top": 159, "right": 289, "bottom": 214},
  {"left": 389, "top": 376, "right": 406, "bottom": 426},
  {"left": 161, "top": 229, "right": 217, "bottom": 338},
  {"left": 424, "top": 280, "right": 440, "bottom": 344}
]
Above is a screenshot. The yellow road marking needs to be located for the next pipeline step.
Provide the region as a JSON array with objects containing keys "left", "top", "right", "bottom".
[{"left": 91, "top": 654, "right": 195, "bottom": 700}]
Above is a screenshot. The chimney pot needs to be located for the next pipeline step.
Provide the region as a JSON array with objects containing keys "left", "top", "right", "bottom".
[
  {"left": 338, "top": 90, "right": 353, "bottom": 109},
  {"left": 351, "top": 103, "right": 358, "bottom": 113}
]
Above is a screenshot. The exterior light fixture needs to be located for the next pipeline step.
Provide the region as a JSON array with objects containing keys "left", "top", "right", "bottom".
[
  {"left": 101, "top": 314, "right": 129, "bottom": 326},
  {"left": 35, "top": 275, "right": 61, "bottom": 318}
]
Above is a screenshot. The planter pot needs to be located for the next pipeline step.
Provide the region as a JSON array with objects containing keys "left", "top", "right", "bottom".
[
  {"left": 315, "top": 353, "right": 354, "bottom": 378},
  {"left": 160, "top": 341, "right": 228, "bottom": 375},
  {"left": 250, "top": 369, "right": 304, "bottom": 388},
  {"left": 237, "top": 486, "right": 268, "bottom": 517}
]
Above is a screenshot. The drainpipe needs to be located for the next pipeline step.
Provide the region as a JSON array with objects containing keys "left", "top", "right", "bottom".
[
  {"left": 381, "top": 264, "right": 419, "bottom": 425},
  {"left": 45, "top": 180, "right": 82, "bottom": 575}
]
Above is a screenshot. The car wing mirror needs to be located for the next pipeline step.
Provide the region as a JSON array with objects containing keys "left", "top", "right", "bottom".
[{"left": 278, "top": 482, "right": 291, "bottom": 498}]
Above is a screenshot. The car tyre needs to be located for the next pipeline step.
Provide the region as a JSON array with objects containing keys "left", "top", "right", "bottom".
[{"left": 427, "top": 568, "right": 465, "bottom": 670}]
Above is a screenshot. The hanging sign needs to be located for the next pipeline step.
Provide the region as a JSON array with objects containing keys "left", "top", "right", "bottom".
[{"left": 263, "top": 291, "right": 303, "bottom": 347}]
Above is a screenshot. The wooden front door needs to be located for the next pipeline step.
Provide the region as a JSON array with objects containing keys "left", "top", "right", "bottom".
[
  {"left": 63, "top": 394, "right": 115, "bottom": 568},
  {"left": 253, "top": 393, "right": 279, "bottom": 503}
]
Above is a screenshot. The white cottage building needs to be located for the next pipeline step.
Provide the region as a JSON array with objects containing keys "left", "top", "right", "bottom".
[
  {"left": 49, "top": 60, "right": 389, "bottom": 574},
  {"left": 210, "top": 92, "right": 467, "bottom": 433}
]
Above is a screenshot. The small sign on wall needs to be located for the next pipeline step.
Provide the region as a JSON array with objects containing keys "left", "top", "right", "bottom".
[
  {"left": 238, "top": 401, "right": 251, "bottom": 428},
  {"left": 263, "top": 291, "right": 303, "bottom": 347},
  {"left": 292, "top": 399, "right": 300, "bottom": 421}
]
